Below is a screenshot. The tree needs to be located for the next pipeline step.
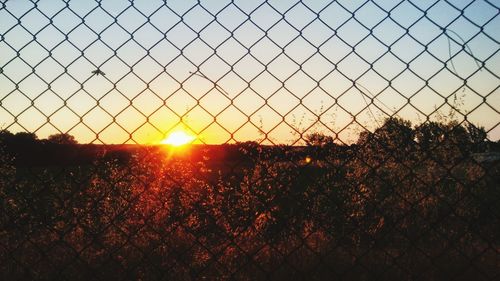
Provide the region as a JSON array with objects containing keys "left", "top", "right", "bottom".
[
  {"left": 304, "top": 132, "right": 337, "bottom": 160},
  {"left": 414, "top": 121, "right": 444, "bottom": 150},
  {"left": 47, "top": 133, "right": 78, "bottom": 145},
  {"left": 357, "top": 117, "right": 415, "bottom": 161},
  {"left": 0, "top": 130, "right": 14, "bottom": 143},
  {"left": 415, "top": 121, "right": 475, "bottom": 161},
  {"left": 305, "top": 132, "right": 335, "bottom": 147},
  {"left": 374, "top": 117, "right": 414, "bottom": 148},
  {"left": 466, "top": 123, "right": 487, "bottom": 152},
  {"left": 10, "top": 132, "right": 39, "bottom": 146}
]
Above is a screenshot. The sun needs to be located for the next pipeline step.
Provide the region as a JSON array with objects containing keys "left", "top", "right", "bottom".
[{"left": 161, "top": 131, "right": 195, "bottom": 146}]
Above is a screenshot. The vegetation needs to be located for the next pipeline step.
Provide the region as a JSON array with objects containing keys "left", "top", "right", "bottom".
[
  {"left": 47, "top": 133, "right": 78, "bottom": 145},
  {"left": 0, "top": 119, "right": 499, "bottom": 280}
]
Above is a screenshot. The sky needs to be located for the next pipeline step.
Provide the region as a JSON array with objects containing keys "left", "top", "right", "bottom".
[{"left": 0, "top": 0, "right": 499, "bottom": 144}]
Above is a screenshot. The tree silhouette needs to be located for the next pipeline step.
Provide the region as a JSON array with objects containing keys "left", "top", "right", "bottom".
[
  {"left": 305, "top": 132, "right": 335, "bottom": 147},
  {"left": 357, "top": 117, "right": 415, "bottom": 164},
  {"left": 14, "top": 132, "right": 38, "bottom": 141},
  {"left": 466, "top": 123, "right": 487, "bottom": 152},
  {"left": 47, "top": 133, "right": 78, "bottom": 145}
]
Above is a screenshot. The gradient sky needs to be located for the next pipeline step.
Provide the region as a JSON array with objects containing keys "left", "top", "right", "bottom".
[{"left": 1, "top": 0, "right": 499, "bottom": 144}]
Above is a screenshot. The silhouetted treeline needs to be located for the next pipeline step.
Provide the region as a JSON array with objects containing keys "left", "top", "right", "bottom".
[
  {"left": 1, "top": 119, "right": 497, "bottom": 167},
  {"left": 1, "top": 119, "right": 499, "bottom": 280}
]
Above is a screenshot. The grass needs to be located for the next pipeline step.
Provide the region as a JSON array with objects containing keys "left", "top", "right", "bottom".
[{"left": 1, "top": 119, "right": 499, "bottom": 280}]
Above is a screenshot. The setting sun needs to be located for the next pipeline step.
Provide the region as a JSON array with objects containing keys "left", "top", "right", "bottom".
[{"left": 161, "top": 131, "right": 196, "bottom": 146}]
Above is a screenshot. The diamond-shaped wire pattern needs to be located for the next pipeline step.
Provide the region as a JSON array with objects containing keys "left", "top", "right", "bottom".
[{"left": 1, "top": 0, "right": 499, "bottom": 280}]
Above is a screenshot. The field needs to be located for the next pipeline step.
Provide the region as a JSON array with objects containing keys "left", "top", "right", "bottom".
[{"left": 1, "top": 119, "right": 499, "bottom": 280}]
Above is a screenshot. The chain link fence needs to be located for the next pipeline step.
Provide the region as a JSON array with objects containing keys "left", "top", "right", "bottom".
[{"left": 1, "top": 0, "right": 499, "bottom": 280}]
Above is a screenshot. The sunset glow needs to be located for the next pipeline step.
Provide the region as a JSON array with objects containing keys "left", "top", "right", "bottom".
[
  {"left": 161, "top": 131, "right": 195, "bottom": 146},
  {"left": 0, "top": 0, "right": 498, "bottom": 144}
]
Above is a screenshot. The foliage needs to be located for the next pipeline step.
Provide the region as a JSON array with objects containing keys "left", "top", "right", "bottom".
[
  {"left": 47, "top": 133, "right": 78, "bottom": 145},
  {"left": 0, "top": 119, "right": 498, "bottom": 280}
]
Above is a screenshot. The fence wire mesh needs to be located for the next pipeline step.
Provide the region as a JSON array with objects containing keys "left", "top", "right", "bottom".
[{"left": 1, "top": 0, "right": 499, "bottom": 280}]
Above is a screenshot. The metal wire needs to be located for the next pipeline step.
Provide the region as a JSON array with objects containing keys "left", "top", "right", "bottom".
[{"left": 0, "top": 0, "right": 499, "bottom": 280}]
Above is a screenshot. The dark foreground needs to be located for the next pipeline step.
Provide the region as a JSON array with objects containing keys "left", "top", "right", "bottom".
[{"left": 1, "top": 120, "right": 499, "bottom": 280}]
